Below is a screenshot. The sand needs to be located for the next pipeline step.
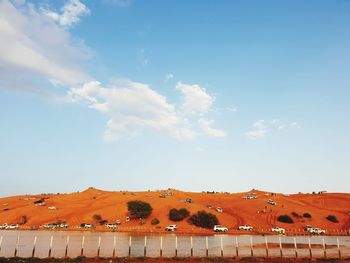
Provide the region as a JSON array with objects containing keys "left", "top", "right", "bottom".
[{"left": 0, "top": 188, "right": 349, "bottom": 235}]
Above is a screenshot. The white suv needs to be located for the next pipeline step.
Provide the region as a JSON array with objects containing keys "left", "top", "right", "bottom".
[
  {"left": 271, "top": 226, "right": 285, "bottom": 234},
  {"left": 238, "top": 225, "right": 253, "bottom": 231},
  {"left": 308, "top": 227, "right": 326, "bottom": 235},
  {"left": 213, "top": 225, "right": 228, "bottom": 232},
  {"left": 165, "top": 225, "right": 177, "bottom": 231}
]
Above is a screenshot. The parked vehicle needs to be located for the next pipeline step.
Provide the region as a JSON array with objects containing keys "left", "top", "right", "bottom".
[
  {"left": 216, "top": 207, "right": 223, "bottom": 213},
  {"left": 0, "top": 223, "right": 8, "bottom": 229},
  {"left": 165, "top": 225, "right": 177, "bottom": 231},
  {"left": 80, "top": 223, "right": 92, "bottom": 228},
  {"left": 125, "top": 216, "right": 130, "bottom": 222},
  {"left": 213, "top": 225, "right": 228, "bottom": 232},
  {"left": 308, "top": 227, "right": 326, "bottom": 235},
  {"left": 243, "top": 195, "right": 257, "bottom": 199},
  {"left": 105, "top": 223, "right": 117, "bottom": 228},
  {"left": 207, "top": 204, "right": 212, "bottom": 209},
  {"left": 267, "top": 199, "right": 277, "bottom": 205},
  {"left": 7, "top": 224, "right": 19, "bottom": 229},
  {"left": 271, "top": 226, "right": 285, "bottom": 234},
  {"left": 238, "top": 225, "right": 253, "bottom": 231},
  {"left": 115, "top": 220, "right": 121, "bottom": 225},
  {"left": 304, "top": 225, "right": 313, "bottom": 231}
]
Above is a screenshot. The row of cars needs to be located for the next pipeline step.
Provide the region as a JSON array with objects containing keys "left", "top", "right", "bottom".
[
  {"left": 305, "top": 225, "right": 326, "bottom": 234},
  {"left": 0, "top": 223, "right": 19, "bottom": 229}
]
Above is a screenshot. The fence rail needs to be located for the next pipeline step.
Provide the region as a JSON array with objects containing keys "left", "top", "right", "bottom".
[{"left": 0, "top": 232, "right": 349, "bottom": 259}]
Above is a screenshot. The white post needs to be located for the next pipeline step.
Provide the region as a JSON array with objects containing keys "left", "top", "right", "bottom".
[
  {"left": 308, "top": 236, "right": 312, "bottom": 259},
  {"left": 32, "top": 236, "right": 37, "bottom": 258},
  {"left": 205, "top": 236, "right": 209, "bottom": 257},
  {"left": 279, "top": 236, "right": 283, "bottom": 258},
  {"left": 265, "top": 236, "right": 269, "bottom": 257},
  {"left": 235, "top": 236, "right": 239, "bottom": 258},
  {"left": 14, "top": 236, "right": 20, "bottom": 257},
  {"left": 81, "top": 235, "right": 85, "bottom": 257},
  {"left": 0, "top": 236, "right": 3, "bottom": 254},
  {"left": 337, "top": 237, "right": 341, "bottom": 259},
  {"left": 294, "top": 237, "right": 298, "bottom": 258},
  {"left": 144, "top": 236, "right": 147, "bottom": 257},
  {"left": 97, "top": 236, "right": 101, "bottom": 257},
  {"left": 160, "top": 236, "right": 163, "bottom": 257},
  {"left": 220, "top": 236, "right": 224, "bottom": 257},
  {"left": 112, "top": 235, "right": 116, "bottom": 258},
  {"left": 64, "top": 236, "right": 70, "bottom": 258},
  {"left": 250, "top": 236, "right": 253, "bottom": 257},
  {"left": 190, "top": 236, "right": 193, "bottom": 257},
  {"left": 175, "top": 236, "right": 178, "bottom": 257},
  {"left": 322, "top": 237, "right": 326, "bottom": 259},
  {"left": 48, "top": 235, "right": 53, "bottom": 258},
  {"left": 128, "top": 236, "right": 132, "bottom": 257}
]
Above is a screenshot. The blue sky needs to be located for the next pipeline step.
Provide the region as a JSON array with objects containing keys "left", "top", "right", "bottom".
[{"left": 1, "top": 0, "right": 350, "bottom": 196}]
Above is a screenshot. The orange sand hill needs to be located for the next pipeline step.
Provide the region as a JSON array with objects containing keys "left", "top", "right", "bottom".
[{"left": 0, "top": 188, "right": 349, "bottom": 235}]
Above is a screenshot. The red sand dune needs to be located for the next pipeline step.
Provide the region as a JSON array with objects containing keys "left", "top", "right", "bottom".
[{"left": 0, "top": 188, "right": 349, "bottom": 235}]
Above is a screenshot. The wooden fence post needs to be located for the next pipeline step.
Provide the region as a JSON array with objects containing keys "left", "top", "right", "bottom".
[
  {"left": 64, "top": 236, "right": 70, "bottom": 258},
  {"left": 337, "top": 237, "right": 341, "bottom": 259},
  {"left": 32, "top": 236, "right": 37, "bottom": 258},
  {"left": 144, "top": 236, "right": 147, "bottom": 257},
  {"left": 97, "top": 236, "right": 101, "bottom": 257},
  {"left": 265, "top": 236, "right": 269, "bottom": 257},
  {"left": 293, "top": 237, "right": 298, "bottom": 258},
  {"left": 48, "top": 235, "right": 53, "bottom": 258},
  {"left": 160, "top": 236, "right": 163, "bottom": 257},
  {"left": 14, "top": 236, "right": 19, "bottom": 257},
  {"left": 128, "top": 236, "right": 132, "bottom": 257},
  {"left": 0, "top": 236, "right": 3, "bottom": 254},
  {"left": 112, "top": 235, "right": 116, "bottom": 258},
  {"left": 205, "top": 236, "right": 209, "bottom": 257},
  {"left": 190, "top": 236, "right": 193, "bottom": 257}
]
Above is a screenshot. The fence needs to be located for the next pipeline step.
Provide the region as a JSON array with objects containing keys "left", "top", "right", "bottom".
[{"left": 0, "top": 232, "right": 349, "bottom": 259}]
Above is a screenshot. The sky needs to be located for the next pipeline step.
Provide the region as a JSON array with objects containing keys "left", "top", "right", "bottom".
[{"left": 0, "top": 0, "right": 350, "bottom": 197}]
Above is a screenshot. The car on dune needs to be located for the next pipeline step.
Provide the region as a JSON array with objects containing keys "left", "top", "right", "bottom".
[
  {"left": 271, "top": 226, "right": 285, "bottom": 234},
  {"left": 238, "top": 225, "right": 254, "bottom": 231},
  {"left": 213, "top": 225, "right": 228, "bottom": 232},
  {"left": 0, "top": 223, "right": 8, "bottom": 229},
  {"left": 165, "top": 225, "right": 177, "bottom": 231},
  {"left": 105, "top": 223, "right": 118, "bottom": 229},
  {"left": 308, "top": 227, "right": 326, "bottom": 235},
  {"left": 267, "top": 199, "right": 277, "bottom": 205},
  {"left": 216, "top": 207, "right": 223, "bottom": 213}
]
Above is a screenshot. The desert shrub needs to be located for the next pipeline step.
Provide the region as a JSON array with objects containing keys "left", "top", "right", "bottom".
[
  {"left": 93, "top": 214, "right": 102, "bottom": 222},
  {"left": 303, "top": 213, "right": 312, "bottom": 218},
  {"left": 188, "top": 210, "right": 219, "bottom": 229},
  {"left": 277, "top": 215, "right": 294, "bottom": 224},
  {"left": 326, "top": 215, "right": 339, "bottom": 223},
  {"left": 20, "top": 215, "right": 28, "bottom": 225},
  {"left": 291, "top": 212, "right": 301, "bottom": 218},
  {"left": 151, "top": 218, "right": 160, "bottom": 225},
  {"left": 127, "top": 200, "right": 153, "bottom": 219},
  {"left": 169, "top": 208, "right": 190, "bottom": 221}
]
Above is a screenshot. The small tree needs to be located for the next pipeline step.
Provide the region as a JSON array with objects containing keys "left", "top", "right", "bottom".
[
  {"left": 127, "top": 200, "right": 153, "bottom": 219},
  {"left": 303, "top": 213, "right": 312, "bottom": 218},
  {"left": 151, "top": 218, "right": 160, "bottom": 225},
  {"left": 169, "top": 208, "right": 190, "bottom": 221},
  {"left": 326, "top": 215, "right": 339, "bottom": 223},
  {"left": 277, "top": 215, "right": 294, "bottom": 224},
  {"left": 188, "top": 210, "right": 219, "bottom": 229}
]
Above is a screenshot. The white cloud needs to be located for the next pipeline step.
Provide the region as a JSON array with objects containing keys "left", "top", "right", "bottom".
[
  {"left": 102, "top": 0, "right": 131, "bottom": 7},
  {"left": 68, "top": 80, "right": 225, "bottom": 142},
  {"left": 226, "top": 107, "right": 238, "bottom": 112},
  {"left": 198, "top": 119, "right": 226, "bottom": 137},
  {"left": 176, "top": 82, "right": 214, "bottom": 115},
  {"left": 0, "top": 0, "right": 90, "bottom": 93},
  {"left": 42, "top": 0, "right": 90, "bottom": 27},
  {"left": 246, "top": 120, "right": 267, "bottom": 140}
]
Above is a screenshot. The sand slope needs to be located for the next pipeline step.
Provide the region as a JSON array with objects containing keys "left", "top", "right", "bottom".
[{"left": 0, "top": 188, "right": 349, "bottom": 234}]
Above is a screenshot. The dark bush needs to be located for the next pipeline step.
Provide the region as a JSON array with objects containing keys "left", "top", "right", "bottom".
[
  {"left": 303, "top": 213, "right": 312, "bottom": 218},
  {"left": 277, "top": 215, "right": 294, "bottom": 224},
  {"left": 20, "top": 215, "right": 28, "bottom": 225},
  {"left": 326, "top": 215, "right": 339, "bottom": 223},
  {"left": 127, "top": 200, "right": 153, "bottom": 219},
  {"left": 169, "top": 208, "right": 190, "bottom": 221},
  {"left": 188, "top": 210, "right": 219, "bottom": 229},
  {"left": 291, "top": 212, "right": 301, "bottom": 218},
  {"left": 151, "top": 218, "right": 160, "bottom": 225}
]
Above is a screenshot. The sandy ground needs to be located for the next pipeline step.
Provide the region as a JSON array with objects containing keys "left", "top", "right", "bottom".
[{"left": 0, "top": 188, "right": 349, "bottom": 235}]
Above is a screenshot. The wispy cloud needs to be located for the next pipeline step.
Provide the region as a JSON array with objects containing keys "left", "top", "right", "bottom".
[
  {"left": 0, "top": 0, "right": 90, "bottom": 94},
  {"left": 68, "top": 80, "right": 225, "bottom": 142},
  {"left": 101, "top": 0, "right": 131, "bottom": 7},
  {"left": 246, "top": 120, "right": 267, "bottom": 140},
  {"left": 226, "top": 107, "right": 238, "bottom": 112},
  {"left": 42, "top": 0, "right": 90, "bottom": 27}
]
